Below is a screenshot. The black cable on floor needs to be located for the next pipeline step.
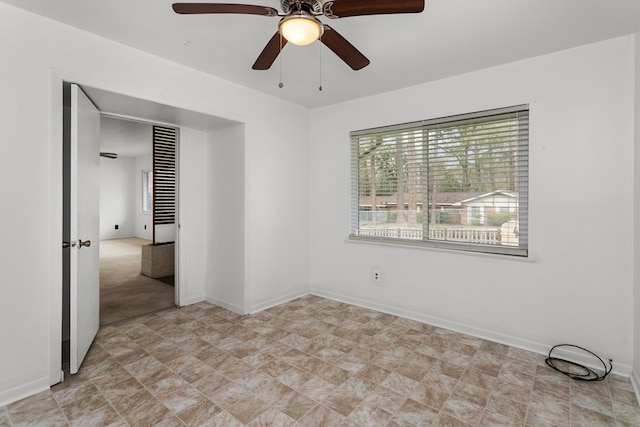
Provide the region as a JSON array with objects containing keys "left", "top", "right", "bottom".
[{"left": 545, "top": 344, "right": 613, "bottom": 381}]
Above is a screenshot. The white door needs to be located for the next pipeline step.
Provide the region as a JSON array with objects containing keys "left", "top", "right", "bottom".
[{"left": 69, "top": 84, "right": 101, "bottom": 374}]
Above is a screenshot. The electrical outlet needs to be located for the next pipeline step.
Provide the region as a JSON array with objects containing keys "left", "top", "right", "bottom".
[
  {"left": 114, "top": 224, "right": 119, "bottom": 230},
  {"left": 372, "top": 270, "right": 382, "bottom": 283}
]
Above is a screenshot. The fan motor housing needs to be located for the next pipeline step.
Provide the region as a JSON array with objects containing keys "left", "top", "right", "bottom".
[{"left": 281, "top": 0, "right": 323, "bottom": 14}]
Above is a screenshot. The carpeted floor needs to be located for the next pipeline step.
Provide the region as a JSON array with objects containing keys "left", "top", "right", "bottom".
[{"left": 100, "top": 237, "right": 175, "bottom": 325}]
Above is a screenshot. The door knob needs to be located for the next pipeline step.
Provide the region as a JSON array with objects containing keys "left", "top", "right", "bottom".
[
  {"left": 78, "top": 239, "right": 91, "bottom": 248},
  {"left": 62, "top": 241, "right": 77, "bottom": 248}
]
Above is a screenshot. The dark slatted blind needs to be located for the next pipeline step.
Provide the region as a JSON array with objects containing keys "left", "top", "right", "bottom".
[{"left": 153, "top": 126, "right": 176, "bottom": 226}]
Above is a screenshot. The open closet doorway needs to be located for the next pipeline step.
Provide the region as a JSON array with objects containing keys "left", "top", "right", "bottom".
[
  {"left": 98, "top": 116, "right": 177, "bottom": 325},
  {"left": 55, "top": 79, "right": 240, "bottom": 383}
]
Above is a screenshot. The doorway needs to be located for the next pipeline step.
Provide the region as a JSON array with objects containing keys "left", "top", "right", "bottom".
[
  {"left": 62, "top": 88, "right": 180, "bottom": 373},
  {"left": 51, "top": 75, "right": 241, "bottom": 385},
  {"left": 98, "top": 116, "right": 177, "bottom": 325}
]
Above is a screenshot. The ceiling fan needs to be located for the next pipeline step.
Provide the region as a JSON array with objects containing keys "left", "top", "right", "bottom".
[{"left": 172, "top": 0, "right": 425, "bottom": 70}]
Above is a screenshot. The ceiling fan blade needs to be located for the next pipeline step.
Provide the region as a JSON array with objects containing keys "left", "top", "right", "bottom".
[
  {"left": 172, "top": 3, "right": 278, "bottom": 16},
  {"left": 321, "top": 26, "right": 369, "bottom": 70},
  {"left": 252, "top": 32, "right": 288, "bottom": 70},
  {"left": 323, "top": 0, "right": 424, "bottom": 18}
]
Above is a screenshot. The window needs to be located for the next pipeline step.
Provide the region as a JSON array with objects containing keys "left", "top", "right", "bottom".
[
  {"left": 350, "top": 105, "right": 528, "bottom": 256},
  {"left": 142, "top": 170, "right": 153, "bottom": 213}
]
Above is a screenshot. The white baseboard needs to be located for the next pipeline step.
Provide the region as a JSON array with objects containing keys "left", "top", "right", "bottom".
[
  {"left": 178, "top": 296, "right": 206, "bottom": 307},
  {"left": 0, "top": 376, "right": 50, "bottom": 407},
  {"left": 310, "top": 288, "right": 633, "bottom": 376},
  {"left": 631, "top": 369, "right": 640, "bottom": 406},
  {"left": 205, "top": 296, "right": 245, "bottom": 315},
  {"left": 248, "top": 289, "right": 309, "bottom": 314}
]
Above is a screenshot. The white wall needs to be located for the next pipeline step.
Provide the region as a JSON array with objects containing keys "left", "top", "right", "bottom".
[
  {"left": 177, "top": 128, "right": 209, "bottom": 306},
  {"left": 244, "top": 111, "right": 312, "bottom": 313},
  {"left": 309, "top": 36, "right": 636, "bottom": 373},
  {"left": 207, "top": 125, "right": 246, "bottom": 312},
  {"left": 99, "top": 156, "right": 135, "bottom": 239},
  {"left": 134, "top": 155, "right": 153, "bottom": 240},
  {"left": 0, "top": 3, "right": 310, "bottom": 406}
]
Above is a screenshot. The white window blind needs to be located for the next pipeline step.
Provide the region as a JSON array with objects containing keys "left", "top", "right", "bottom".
[{"left": 350, "top": 105, "right": 529, "bottom": 257}]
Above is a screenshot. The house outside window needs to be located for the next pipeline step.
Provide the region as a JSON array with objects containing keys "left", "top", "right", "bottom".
[{"left": 350, "top": 105, "right": 529, "bottom": 257}]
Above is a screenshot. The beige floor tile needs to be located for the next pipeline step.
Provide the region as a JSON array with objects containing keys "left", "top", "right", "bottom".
[
  {"left": 394, "top": 397, "right": 439, "bottom": 425},
  {"left": 155, "top": 384, "right": 202, "bottom": 413},
  {"left": 348, "top": 400, "right": 393, "bottom": 426},
  {"left": 571, "top": 403, "right": 617, "bottom": 426},
  {"left": 52, "top": 377, "right": 98, "bottom": 407},
  {"left": 525, "top": 390, "right": 570, "bottom": 427},
  {"left": 491, "top": 379, "right": 531, "bottom": 404},
  {"left": 206, "top": 410, "right": 245, "bottom": 427},
  {"left": 610, "top": 386, "right": 639, "bottom": 407},
  {"left": 67, "top": 403, "right": 126, "bottom": 426},
  {"left": 297, "top": 404, "right": 345, "bottom": 426},
  {"left": 459, "top": 368, "right": 496, "bottom": 391},
  {"left": 441, "top": 395, "right": 486, "bottom": 425},
  {"left": 609, "top": 374, "right": 635, "bottom": 392},
  {"left": 208, "top": 381, "right": 251, "bottom": 409},
  {"left": 228, "top": 395, "right": 270, "bottom": 424},
  {"left": 571, "top": 388, "right": 614, "bottom": 417},
  {"left": 357, "top": 363, "right": 392, "bottom": 385},
  {"left": 612, "top": 399, "right": 640, "bottom": 425},
  {"left": 3, "top": 296, "right": 640, "bottom": 427},
  {"left": 165, "top": 354, "right": 218, "bottom": 383},
  {"left": 272, "top": 390, "right": 317, "bottom": 420},
  {"left": 7, "top": 391, "right": 62, "bottom": 425},
  {"left": 422, "top": 369, "right": 459, "bottom": 394},
  {"left": 486, "top": 392, "right": 527, "bottom": 423},
  {"left": 58, "top": 392, "right": 110, "bottom": 422},
  {"left": 478, "top": 410, "right": 521, "bottom": 427},
  {"left": 323, "top": 388, "right": 363, "bottom": 417},
  {"left": 432, "top": 412, "right": 473, "bottom": 427},
  {"left": 247, "top": 407, "right": 296, "bottom": 426}
]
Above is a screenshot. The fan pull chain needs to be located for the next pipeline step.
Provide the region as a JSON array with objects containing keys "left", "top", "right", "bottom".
[
  {"left": 318, "top": 36, "right": 323, "bottom": 91},
  {"left": 278, "top": 32, "right": 284, "bottom": 88}
]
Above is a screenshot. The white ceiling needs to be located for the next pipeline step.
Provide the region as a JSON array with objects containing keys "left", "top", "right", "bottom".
[
  {"left": 4, "top": 0, "right": 640, "bottom": 108},
  {"left": 100, "top": 116, "right": 152, "bottom": 159},
  {"left": 92, "top": 86, "right": 239, "bottom": 159}
]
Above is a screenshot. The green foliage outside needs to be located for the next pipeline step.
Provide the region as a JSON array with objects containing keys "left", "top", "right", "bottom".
[{"left": 486, "top": 212, "right": 515, "bottom": 226}]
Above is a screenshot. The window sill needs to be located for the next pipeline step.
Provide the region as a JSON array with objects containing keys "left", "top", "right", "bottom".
[{"left": 345, "top": 235, "right": 535, "bottom": 263}]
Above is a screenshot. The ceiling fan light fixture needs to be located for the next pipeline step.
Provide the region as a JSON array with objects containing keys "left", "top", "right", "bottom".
[{"left": 279, "top": 13, "right": 323, "bottom": 46}]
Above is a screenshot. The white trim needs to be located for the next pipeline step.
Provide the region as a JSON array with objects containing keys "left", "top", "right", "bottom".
[
  {"left": 631, "top": 369, "right": 640, "bottom": 406},
  {"left": 0, "top": 377, "right": 50, "bottom": 407},
  {"left": 178, "top": 296, "right": 206, "bottom": 307},
  {"left": 176, "top": 134, "right": 186, "bottom": 308},
  {"left": 206, "top": 296, "right": 246, "bottom": 315},
  {"left": 309, "top": 288, "right": 632, "bottom": 376},
  {"left": 248, "top": 290, "right": 309, "bottom": 314},
  {"left": 345, "top": 237, "right": 536, "bottom": 263},
  {"left": 48, "top": 70, "right": 64, "bottom": 387}
]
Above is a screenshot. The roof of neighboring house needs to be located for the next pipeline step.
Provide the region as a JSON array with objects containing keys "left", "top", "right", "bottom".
[{"left": 453, "top": 190, "right": 517, "bottom": 206}]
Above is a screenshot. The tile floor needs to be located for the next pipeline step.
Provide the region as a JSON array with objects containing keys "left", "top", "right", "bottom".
[{"left": 2, "top": 295, "right": 640, "bottom": 426}]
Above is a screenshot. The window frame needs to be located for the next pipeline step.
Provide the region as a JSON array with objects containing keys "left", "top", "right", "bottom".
[
  {"left": 141, "top": 169, "right": 153, "bottom": 214},
  {"left": 349, "top": 105, "right": 529, "bottom": 257}
]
